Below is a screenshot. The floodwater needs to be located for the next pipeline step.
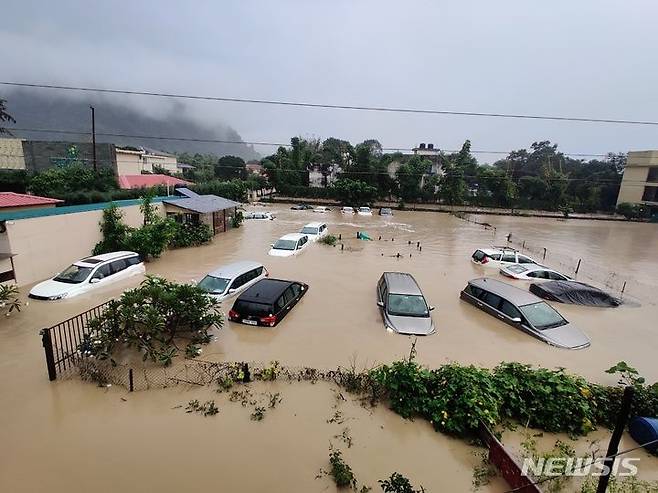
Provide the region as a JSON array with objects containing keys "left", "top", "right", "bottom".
[{"left": 1, "top": 207, "right": 657, "bottom": 492}]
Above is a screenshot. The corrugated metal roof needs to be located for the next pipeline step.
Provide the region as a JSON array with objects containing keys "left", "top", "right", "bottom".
[
  {"left": 175, "top": 187, "right": 200, "bottom": 198},
  {"left": 163, "top": 195, "right": 240, "bottom": 214},
  {"left": 0, "top": 192, "right": 63, "bottom": 208},
  {"left": 118, "top": 174, "right": 191, "bottom": 189},
  {"left": 0, "top": 196, "right": 181, "bottom": 222}
]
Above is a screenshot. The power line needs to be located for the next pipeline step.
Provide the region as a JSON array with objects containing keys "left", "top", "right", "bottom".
[
  {"left": 4, "top": 126, "right": 611, "bottom": 158},
  {"left": 2, "top": 81, "right": 658, "bottom": 126}
]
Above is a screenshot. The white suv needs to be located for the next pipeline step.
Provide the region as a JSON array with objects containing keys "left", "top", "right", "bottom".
[
  {"left": 268, "top": 233, "right": 310, "bottom": 257},
  {"left": 471, "top": 247, "right": 538, "bottom": 268},
  {"left": 28, "top": 251, "right": 145, "bottom": 300},
  {"left": 299, "top": 222, "right": 328, "bottom": 241},
  {"left": 197, "top": 261, "right": 268, "bottom": 301}
]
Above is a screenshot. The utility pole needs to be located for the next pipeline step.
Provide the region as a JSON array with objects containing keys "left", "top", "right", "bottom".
[
  {"left": 90, "top": 105, "right": 97, "bottom": 172},
  {"left": 596, "top": 386, "right": 634, "bottom": 493}
]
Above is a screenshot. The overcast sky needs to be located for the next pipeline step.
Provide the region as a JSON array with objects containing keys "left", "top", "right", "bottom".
[{"left": 2, "top": 0, "right": 658, "bottom": 161}]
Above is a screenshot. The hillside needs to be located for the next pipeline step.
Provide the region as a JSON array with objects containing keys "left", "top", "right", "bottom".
[{"left": 2, "top": 91, "right": 260, "bottom": 160}]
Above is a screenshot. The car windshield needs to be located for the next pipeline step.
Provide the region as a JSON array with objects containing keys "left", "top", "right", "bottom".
[
  {"left": 508, "top": 265, "right": 528, "bottom": 274},
  {"left": 519, "top": 302, "right": 567, "bottom": 329},
  {"left": 197, "top": 275, "right": 231, "bottom": 294},
  {"left": 273, "top": 239, "right": 297, "bottom": 250},
  {"left": 53, "top": 264, "right": 93, "bottom": 284},
  {"left": 359, "top": 207, "right": 370, "bottom": 212},
  {"left": 387, "top": 294, "right": 429, "bottom": 317},
  {"left": 300, "top": 227, "right": 319, "bottom": 234}
]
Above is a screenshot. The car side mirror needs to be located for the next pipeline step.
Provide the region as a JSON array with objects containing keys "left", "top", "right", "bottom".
[
  {"left": 377, "top": 301, "right": 384, "bottom": 308},
  {"left": 90, "top": 278, "right": 101, "bottom": 284},
  {"left": 228, "top": 288, "right": 237, "bottom": 294},
  {"left": 429, "top": 306, "right": 435, "bottom": 311},
  {"left": 270, "top": 243, "right": 274, "bottom": 247},
  {"left": 511, "top": 317, "right": 522, "bottom": 323}
]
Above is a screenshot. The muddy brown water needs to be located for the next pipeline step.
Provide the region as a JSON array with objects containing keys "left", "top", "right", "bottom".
[{"left": 1, "top": 208, "right": 657, "bottom": 492}]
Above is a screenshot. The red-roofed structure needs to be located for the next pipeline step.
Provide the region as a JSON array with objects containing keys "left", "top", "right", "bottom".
[
  {"left": 117, "top": 174, "right": 191, "bottom": 190},
  {"left": 0, "top": 192, "right": 64, "bottom": 211}
]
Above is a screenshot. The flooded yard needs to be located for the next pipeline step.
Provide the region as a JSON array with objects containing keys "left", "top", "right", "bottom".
[{"left": 1, "top": 207, "right": 657, "bottom": 492}]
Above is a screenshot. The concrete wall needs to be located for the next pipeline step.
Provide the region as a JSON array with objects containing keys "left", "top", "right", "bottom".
[
  {"left": 617, "top": 151, "right": 658, "bottom": 205},
  {"left": 0, "top": 138, "right": 26, "bottom": 169},
  {"left": 4, "top": 203, "right": 164, "bottom": 286},
  {"left": 21, "top": 141, "right": 117, "bottom": 173},
  {"left": 116, "top": 150, "right": 147, "bottom": 175}
]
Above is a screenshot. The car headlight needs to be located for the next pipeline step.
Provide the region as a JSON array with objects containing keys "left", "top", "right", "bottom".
[{"left": 49, "top": 294, "right": 67, "bottom": 300}]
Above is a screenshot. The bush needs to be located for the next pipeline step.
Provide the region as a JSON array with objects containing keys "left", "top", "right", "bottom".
[
  {"left": 169, "top": 222, "right": 213, "bottom": 248},
  {"left": 0, "top": 284, "right": 21, "bottom": 315},
  {"left": 379, "top": 472, "right": 425, "bottom": 493},
  {"left": 424, "top": 364, "right": 501, "bottom": 435},
  {"left": 617, "top": 202, "right": 649, "bottom": 221},
  {"left": 370, "top": 356, "right": 658, "bottom": 439},
  {"left": 123, "top": 220, "right": 176, "bottom": 260},
  {"left": 328, "top": 449, "right": 356, "bottom": 489},
  {"left": 231, "top": 210, "right": 244, "bottom": 228},
  {"left": 93, "top": 204, "right": 130, "bottom": 255},
  {"left": 81, "top": 276, "right": 222, "bottom": 366},
  {"left": 319, "top": 234, "right": 338, "bottom": 246},
  {"left": 493, "top": 362, "right": 595, "bottom": 435}
]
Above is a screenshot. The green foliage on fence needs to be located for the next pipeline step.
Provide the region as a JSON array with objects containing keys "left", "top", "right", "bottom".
[{"left": 81, "top": 276, "right": 222, "bottom": 366}]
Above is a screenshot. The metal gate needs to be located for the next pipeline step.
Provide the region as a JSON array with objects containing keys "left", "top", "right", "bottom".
[{"left": 40, "top": 300, "right": 112, "bottom": 381}]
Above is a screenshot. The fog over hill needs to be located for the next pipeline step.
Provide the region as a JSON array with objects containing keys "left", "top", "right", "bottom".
[{"left": 3, "top": 91, "right": 260, "bottom": 161}]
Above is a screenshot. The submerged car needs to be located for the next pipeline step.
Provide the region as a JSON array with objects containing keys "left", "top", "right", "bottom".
[
  {"left": 228, "top": 278, "right": 309, "bottom": 327},
  {"left": 530, "top": 280, "right": 622, "bottom": 307},
  {"left": 28, "top": 251, "right": 145, "bottom": 300},
  {"left": 299, "top": 222, "right": 328, "bottom": 241},
  {"left": 379, "top": 207, "right": 393, "bottom": 216},
  {"left": 500, "top": 264, "right": 571, "bottom": 281},
  {"left": 244, "top": 211, "right": 275, "bottom": 220},
  {"left": 460, "top": 278, "right": 590, "bottom": 349},
  {"left": 313, "top": 206, "right": 331, "bottom": 213},
  {"left": 357, "top": 206, "right": 373, "bottom": 216},
  {"left": 471, "top": 247, "right": 538, "bottom": 268},
  {"left": 268, "top": 233, "right": 310, "bottom": 257},
  {"left": 197, "top": 261, "right": 268, "bottom": 302},
  {"left": 290, "top": 204, "right": 313, "bottom": 210},
  {"left": 341, "top": 206, "right": 355, "bottom": 214},
  {"left": 376, "top": 272, "right": 435, "bottom": 335}
]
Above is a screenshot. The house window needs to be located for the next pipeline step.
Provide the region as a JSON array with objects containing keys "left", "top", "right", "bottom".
[
  {"left": 166, "top": 212, "right": 183, "bottom": 223},
  {"left": 647, "top": 167, "right": 658, "bottom": 183},
  {"left": 183, "top": 213, "right": 200, "bottom": 225},
  {"left": 642, "top": 186, "right": 658, "bottom": 202}
]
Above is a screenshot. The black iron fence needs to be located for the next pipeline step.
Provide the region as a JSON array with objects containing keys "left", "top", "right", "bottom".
[{"left": 40, "top": 300, "right": 112, "bottom": 381}]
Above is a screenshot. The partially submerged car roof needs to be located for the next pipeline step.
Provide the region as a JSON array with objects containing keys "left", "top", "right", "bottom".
[
  {"left": 467, "top": 278, "right": 540, "bottom": 306},
  {"left": 383, "top": 272, "right": 422, "bottom": 295},
  {"left": 238, "top": 279, "right": 295, "bottom": 304},
  {"left": 207, "top": 260, "right": 263, "bottom": 279},
  {"left": 302, "top": 222, "right": 324, "bottom": 228},
  {"left": 530, "top": 280, "right": 621, "bottom": 307},
  {"left": 280, "top": 233, "right": 307, "bottom": 241}
]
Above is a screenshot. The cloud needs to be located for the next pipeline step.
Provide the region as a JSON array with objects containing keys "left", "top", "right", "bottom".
[{"left": 2, "top": 0, "right": 658, "bottom": 161}]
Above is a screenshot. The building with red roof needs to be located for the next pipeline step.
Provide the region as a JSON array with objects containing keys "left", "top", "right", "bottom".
[
  {"left": 117, "top": 174, "right": 191, "bottom": 190},
  {"left": 0, "top": 192, "right": 64, "bottom": 212}
]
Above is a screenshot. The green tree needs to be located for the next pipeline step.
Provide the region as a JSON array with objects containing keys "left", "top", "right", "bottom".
[
  {"left": 215, "top": 155, "right": 246, "bottom": 180},
  {"left": 437, "top": 163, "right": 466, "bottom": 205},
  {"left": 396, "top": 156, "right": 429, "bottom": 202},
  {"left": 331, "top": 178, "right": 378, "bottom": 205}
]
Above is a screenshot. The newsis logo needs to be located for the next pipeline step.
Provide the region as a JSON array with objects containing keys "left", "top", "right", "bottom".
[{"left": 521, "top": 457, "right": 640, "bottom": 478}]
